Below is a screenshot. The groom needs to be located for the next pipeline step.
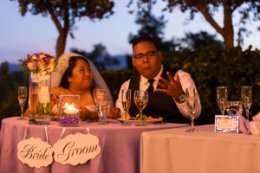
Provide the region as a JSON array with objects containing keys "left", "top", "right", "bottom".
[{"left": 115, "top": 35, "right": 201, "bottom": 123}]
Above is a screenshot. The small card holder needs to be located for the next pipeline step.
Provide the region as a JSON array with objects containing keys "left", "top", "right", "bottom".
[{"left": 215, "top": 115, "right": 239, "bottom": 133}]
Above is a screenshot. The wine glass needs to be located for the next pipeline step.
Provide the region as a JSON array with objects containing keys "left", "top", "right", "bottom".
[
  {"left": 226, "top": 101, "right": 242, "bottom": 116},
  {"left": 216, "top": 86, "right": 228, "bottom": 115},
  {"left": 93, "top": 88, "right": 110, "bottom": 125},
  {"left": 185, "top": 88, "right": 199, "bottom": 132},
  {"left": 134, "top": 90, "right": 148, "bottom": 126},
  {"left": 121, "top": 89, "right": 131, "bottom": 125},
  {"left": 17, "top": 86, "right": 27, "bottom": 119},
  {"left": 241, "top": 86, "right": 252, "bottom": 121}
]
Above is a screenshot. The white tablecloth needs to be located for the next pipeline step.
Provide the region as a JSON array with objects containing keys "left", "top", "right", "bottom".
[{"left": 141, "top": 125, "right": 260, "bottom": 173}]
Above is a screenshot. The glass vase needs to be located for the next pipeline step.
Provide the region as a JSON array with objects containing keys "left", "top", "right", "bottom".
[
  {"left": 58, "top": 95, "right": 80, "bottom": 126},
  {"left": 29, "top": 72, "right": 51, "bottom": 125}
]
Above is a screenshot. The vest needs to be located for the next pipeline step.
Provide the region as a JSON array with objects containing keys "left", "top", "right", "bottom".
[{"left": 128, "top": 66, "right": 189, "bottom": 123}]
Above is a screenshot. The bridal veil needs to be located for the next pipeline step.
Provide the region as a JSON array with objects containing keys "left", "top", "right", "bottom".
[{"left": 51, "top": 52, "right": 113, "bottom": 102}]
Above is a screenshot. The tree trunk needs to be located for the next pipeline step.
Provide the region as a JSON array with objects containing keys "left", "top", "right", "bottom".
[
  {"left": 222, "top": 30, "right": 234, "bottom": 49},
  {"left": 56, "top": 29, "right": 68, "bottom": 58},
  {"left": 49, "top": 2, "right": 70, "bottom": 58},
  {"left": 222, "top": 1, "right": 234, "bottom": 49},
  {"left": 195, "top": 1, "right": 234, "bottom": 49}
]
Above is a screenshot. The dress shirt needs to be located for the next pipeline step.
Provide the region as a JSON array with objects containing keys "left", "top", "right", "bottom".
[{"left": 115, "top": 65, "right": 201, "bottom": 119}]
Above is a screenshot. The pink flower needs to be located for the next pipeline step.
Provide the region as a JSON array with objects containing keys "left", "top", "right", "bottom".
[{"left": 21, "top": 52, "right": 55, "bottom": 75}]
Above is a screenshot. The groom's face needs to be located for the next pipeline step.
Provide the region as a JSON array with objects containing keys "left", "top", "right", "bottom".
[{"left": 132, "top": 41, "right": 163, "bottom": 79}]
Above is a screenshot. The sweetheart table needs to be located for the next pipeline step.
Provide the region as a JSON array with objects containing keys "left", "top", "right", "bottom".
[{"left": 0, "top": 117, "right": 187, "bottom": 173}]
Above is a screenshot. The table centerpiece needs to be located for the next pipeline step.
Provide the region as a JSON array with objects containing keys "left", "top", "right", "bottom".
[{"left": 21, "top": 52, "right": 55, "bottom": 125}]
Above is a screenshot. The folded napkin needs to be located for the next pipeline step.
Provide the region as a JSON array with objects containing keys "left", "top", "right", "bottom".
[
  {"left": 249, "top": 112, "right": 260, "bottom": 136},
  {"left": 237, "top": 112, "right": 250, "bottom": 134},
  {"left": 252, "top": 112, "right": 260, "bottom": 121}
]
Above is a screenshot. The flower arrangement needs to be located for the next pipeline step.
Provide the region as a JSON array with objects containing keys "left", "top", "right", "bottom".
[
  {"left": 21, "top": 52, "right": 56, "bottom": 83},
  {"left": 21, "top": 52, "right": 55, "bottom": 74}
]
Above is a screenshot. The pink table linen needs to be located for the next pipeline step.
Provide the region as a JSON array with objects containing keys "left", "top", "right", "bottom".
[{"left": 0, "top": 117, "right": 187, "bottom": 173}]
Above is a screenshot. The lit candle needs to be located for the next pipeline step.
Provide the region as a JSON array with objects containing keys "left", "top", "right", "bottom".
[{"left": 64, "top": 103, "right": 79, "bottom": 115}]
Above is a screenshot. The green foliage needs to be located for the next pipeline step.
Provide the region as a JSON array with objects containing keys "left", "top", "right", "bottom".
[
  {"left": 163, "top": 45, "right": 260, "bottom": 124},
  {"left": 129, "top": 0, "right": 260, "bottom": 48},
  {"left": 101, "top": 69, "right": 137, "bottom": 101},
  {"left": 101, "top": 45, "right": 259, "bottom": 125},
  {"left": 181, "top": 31, "right": 224, "bottom": 50},
  {"left": 0, "top": 66, "right": 28, "bottom": 119},
  {"left": 15, "top": 0, "right": 114, "bottom": 21},
  {"left": 12, "top": 0, "right": 115, "bottom": 57},
  {"left": 70, "top": 44, "right": 120, "bottom": 70}
]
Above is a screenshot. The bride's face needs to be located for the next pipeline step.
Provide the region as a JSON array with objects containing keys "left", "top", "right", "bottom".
[{"left": 69, "top": 59, "right": 93, "bottom": 90}]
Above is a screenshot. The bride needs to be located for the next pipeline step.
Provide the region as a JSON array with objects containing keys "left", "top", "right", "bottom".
[{"left": 51, "top": 53, "right": 119, "bottom": 120}]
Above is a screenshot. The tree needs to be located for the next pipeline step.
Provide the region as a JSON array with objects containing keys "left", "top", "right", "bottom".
[
  {"left": 128, "top": 0, "right": 260, "bottom": 49},
  {"left": 181, "top": 31, "right": 224, "bottom": 49},
  {"left": 13, "top": 0, "right": 114, "bottom": 57},
  {"left": 0, "top": 62, "right": 9, "bottom": 84},
  {"left": 128, "top": 3, "right": 178, "bottom": 52},
  {"left": 71, "top": 43, "right": 119, "bottom": 70},
  {"left": 128, "top": 7, "right": 179, "bottom": 65}
]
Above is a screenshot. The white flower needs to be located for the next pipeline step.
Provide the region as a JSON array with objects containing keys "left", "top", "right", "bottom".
[
  {"left": 27, "top": 62, "right": 36, "bottom": 71},
  {"left": 21, "top": 52, "right": 56, "bottom": 83}
]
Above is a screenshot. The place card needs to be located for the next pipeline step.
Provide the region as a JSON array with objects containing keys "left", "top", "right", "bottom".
[
  {"left": 53, "top": 133, "right": 101, "bottom": 165},
  {"left": 215, "top": 115, "right": 239, "bottom": 133}
]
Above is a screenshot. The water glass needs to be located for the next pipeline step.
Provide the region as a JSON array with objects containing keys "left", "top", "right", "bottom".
[
  {"left": 96, "top": 100, "right": 110, "bottom": 125},
  {"left": 185, "top": 88, "right": 199, "bottom": 132},
  {"left": 93, "top": 88, "right": 110, "bottom": 124}
]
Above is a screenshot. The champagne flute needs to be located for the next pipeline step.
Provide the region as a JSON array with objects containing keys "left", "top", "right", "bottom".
[
  {"left": 216, "top": 86, "right": 228, "bottom": 115},
  {"left": 134, "top": 90, "right": 148, "bottom": 126},
  {"left": 121, "top": 89, "right": 131, "bottom": 125},
  {"left": 185, "top": 88, "right": 198, "bottom": 132},
  {"left": 93, "top": 88, "right": 109, "bottom": 125},
  {"left": 241, "top": 86, "right": 252, "bottom": 121},
  {"left": 18, "top": 86, "right": 27, "bottom": 119}
]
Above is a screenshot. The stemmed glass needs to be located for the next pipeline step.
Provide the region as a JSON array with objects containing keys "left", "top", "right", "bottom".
[
  {"left": 17, "top": 86, "right": 27, "bottom": 119},
  {"left": 93, "top": 88, "right": 110, "bottom": 125},
  {"left": 241, "top": 86, "right": 252, "bottom": 121},
  {"left": 134, "top": 90, "right": 148, "bottom": 125},
  {"left": 121, "top": 89, "right": 131, "bottom": 125},
  {"left": 185, "top": 88, "right": 199, "bottom": 132},
  {"left": 226, "top": 101, "right": 242, "bottom": 116},
  {"left": 216, "top": 86, "right": 228, "bottom": 115}
]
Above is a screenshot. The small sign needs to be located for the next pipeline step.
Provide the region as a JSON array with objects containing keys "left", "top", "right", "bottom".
[
  {"left": 53, "top": 133, "right": 100, "bottom": 165},
  {"left": 17, "top": 138, "right": 54, "bottom": 168},
  {"left": 215, "top": 115, "right": 239, "bottom": 133}
]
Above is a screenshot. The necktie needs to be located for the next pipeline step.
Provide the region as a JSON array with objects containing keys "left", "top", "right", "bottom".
[{"left": 147, "top": 79, "right": 155, "bottom": 95}]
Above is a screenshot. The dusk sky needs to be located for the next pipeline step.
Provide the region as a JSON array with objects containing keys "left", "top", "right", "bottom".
[{"left": 1, "top": 1, "right": 259, "bottom": 64}]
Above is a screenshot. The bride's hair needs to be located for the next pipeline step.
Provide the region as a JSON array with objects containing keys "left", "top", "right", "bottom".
[{"left": 60, "top": 56, "right": 96, "bottom": 91}]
